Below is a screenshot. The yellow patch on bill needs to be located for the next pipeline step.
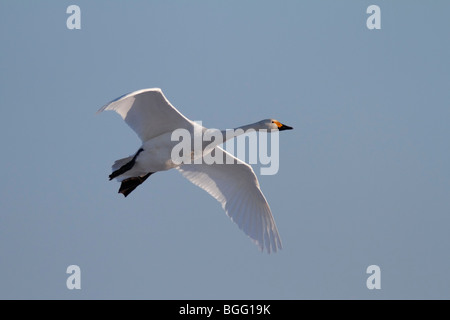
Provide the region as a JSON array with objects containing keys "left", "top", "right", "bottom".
[{"left": 273, "top": 120, "right": 282, "bottom": 128}]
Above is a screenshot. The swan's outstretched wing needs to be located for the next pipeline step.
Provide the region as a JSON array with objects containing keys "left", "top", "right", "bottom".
[
  {"left": 98, "top": 88, "right": 193, "bottom": 142},
  {"left": 177, "top": 147, "right": 282, "bottom": 253}
]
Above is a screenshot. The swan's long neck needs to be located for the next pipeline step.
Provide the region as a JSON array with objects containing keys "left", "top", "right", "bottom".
[
  {"left": 220, "top": 122, "right": 260, "bottom": 143},
  {"left": 198, "top": 122, "right": 263, "bottom": 153}
]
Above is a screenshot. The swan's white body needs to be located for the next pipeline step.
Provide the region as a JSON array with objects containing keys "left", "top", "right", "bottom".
[
  {"left": 98, "top": 88, "right": 292, "bottom": 253},
  {"left": 116, "top": 132, "right": 181, "bottom": 179}
]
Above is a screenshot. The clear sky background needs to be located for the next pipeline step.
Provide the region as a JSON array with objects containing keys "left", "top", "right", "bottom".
[{"left": 1, "top": 1, "right": 449, "bottom": 299}]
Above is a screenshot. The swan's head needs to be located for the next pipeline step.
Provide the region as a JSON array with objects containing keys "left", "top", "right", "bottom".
[{"left": 259, "top": 119, "right": 293, "bottom": 131}]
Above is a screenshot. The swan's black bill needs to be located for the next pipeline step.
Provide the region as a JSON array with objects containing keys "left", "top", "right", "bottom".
[{"left": 279, "top": 124, "right": 293, "bottom": 131}]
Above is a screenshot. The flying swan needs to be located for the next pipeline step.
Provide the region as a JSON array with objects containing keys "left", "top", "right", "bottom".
[{"left": 98, "top": 88, "right": 292, "bottom": 253}]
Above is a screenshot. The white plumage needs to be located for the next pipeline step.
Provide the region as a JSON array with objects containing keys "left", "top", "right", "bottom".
[{"left": 98, "top": 88, "right": 292, "bottom": 253}]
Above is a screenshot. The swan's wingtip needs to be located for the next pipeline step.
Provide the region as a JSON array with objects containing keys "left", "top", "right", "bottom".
[
  {"left": 96, "top": 88, "right": 165, "bottom": 114},
  {"left": 255, "top": 239, "right": 282, "bottom": 254},
  {"left": 95, "top": 105, "right": 107, "bottom": 115}
]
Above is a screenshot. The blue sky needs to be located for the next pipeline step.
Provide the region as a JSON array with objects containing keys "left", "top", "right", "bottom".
[{"left": 1, "top": 1, "right": 449, "bottom": 299}]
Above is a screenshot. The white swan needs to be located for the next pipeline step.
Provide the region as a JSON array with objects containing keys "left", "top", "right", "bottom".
[{"left": 98, "top": 88, "right": 292, "bottom": 253}]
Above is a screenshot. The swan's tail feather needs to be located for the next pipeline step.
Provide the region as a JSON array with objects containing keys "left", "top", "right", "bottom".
[
  {"left": 118, "top": 172, "right": 153, "bottom": 197},
  {"left": 111, "top": 156, "right": 134, "bottom": 173},
  {"left": 109, "top": 148, "right": 144, "bottom": 181}
]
